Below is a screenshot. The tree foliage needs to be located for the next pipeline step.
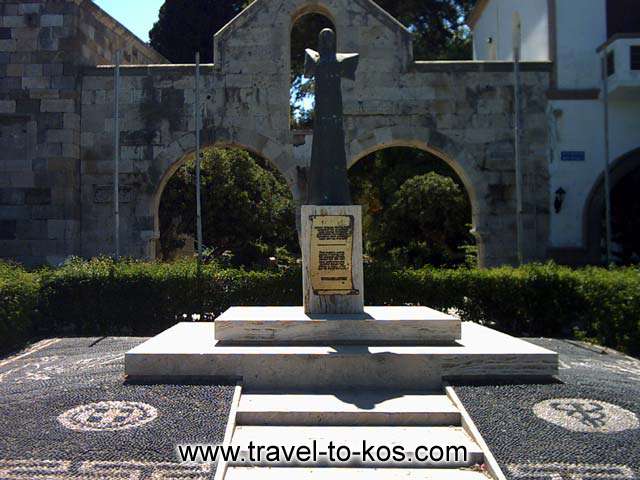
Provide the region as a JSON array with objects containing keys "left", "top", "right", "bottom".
[
  {"left": 349, "top": 148, "right": 474, "bottom": 267},
  {"left": 149, "top": 0, "right": 249, "bottom": 63},
  {"left": 159, "top": 148, "right": 298, "bottom": 266},
  {"left": 375, "top": 0, "right": 476, "bottom": 61},
  {"left": 379, "top": 173, "right": 472, "bottom": 267}
]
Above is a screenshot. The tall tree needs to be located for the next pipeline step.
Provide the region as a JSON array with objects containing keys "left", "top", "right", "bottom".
[
  {"left": 159, "top": 148, "right": 298, "bottom": 266},
  {"left": 374, "top": 0, "right": 476, "bottom": 61},
  {"left": 149, "top": 0, "right": 248, "bottom": 63},
  {"left": 349, "top": 148, "right": 474, "bottom": 267}
]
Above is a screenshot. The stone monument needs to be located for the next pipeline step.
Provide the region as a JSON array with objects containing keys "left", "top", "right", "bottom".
[
  {"left": 125, "top": 27, "right": 557, "bottom": 389},
  {"left": 301, "top": 28, "right": 364, "bottom": 315}
]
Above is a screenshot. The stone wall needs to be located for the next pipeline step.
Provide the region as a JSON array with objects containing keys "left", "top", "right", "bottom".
[
  {"left": 3, "top": 0, "right": 550, "bottom": 267},
  {"left": 0, "top": 0, "right": 165, "bottom": 266},
  {"left": 79, "top": 61, "right": 550, "bottom": 266}
]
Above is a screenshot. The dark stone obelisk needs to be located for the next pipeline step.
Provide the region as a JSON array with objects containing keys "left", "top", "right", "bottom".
[{"left": 304, "top": 28, "right": 359, "bottom": 205}]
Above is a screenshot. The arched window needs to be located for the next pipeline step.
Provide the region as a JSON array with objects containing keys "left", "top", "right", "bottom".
[{"left": 290, "top": 12, "right": 335, "bottom": 129}]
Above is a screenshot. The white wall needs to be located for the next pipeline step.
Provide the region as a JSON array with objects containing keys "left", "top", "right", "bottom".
[
  {"left": 548, "top": 100, "right": 604, "bottom": 247},
  {"left": 555, "top": 0, "right": 607, "bottom": 89},
  {"left": 548, "top": 97, "right": 640, "bottom": 248},
  {"left": 609, "top": 100, "right": 640, "bottom": 161},
  {"left": 473, "top": 0, "right": 549, "bottom": 61},
  {"left": 472, "top": 0, "right": 640, "bottom": 253}
]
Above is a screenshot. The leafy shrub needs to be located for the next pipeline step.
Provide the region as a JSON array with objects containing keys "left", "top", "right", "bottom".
[
  {"left": 0, "top": 262, "right": 39, "bottom": 354},
  {"left": 36, "top": 257, "right": 301, "bottom": 338},
  {"left": 1, "top": 259, "right": 639, "bottom": 356}
]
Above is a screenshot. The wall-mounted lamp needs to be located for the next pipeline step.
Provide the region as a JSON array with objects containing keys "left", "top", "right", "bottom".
[{"left": 554, "top": 188, "right": 566, "bottom": 213}]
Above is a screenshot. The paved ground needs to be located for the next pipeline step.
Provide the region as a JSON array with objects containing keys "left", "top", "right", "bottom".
[
  {"left": 0, "top": 336, "right": 639, "bottom": 480},
  {"left": 454, "top": 338, "right": 640, "bottom": 480},
  {"left": 0, "top": 337, "right": 235, "bottom": 479}
]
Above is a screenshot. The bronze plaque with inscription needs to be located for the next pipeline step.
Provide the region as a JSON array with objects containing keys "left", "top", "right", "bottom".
[{"left": 309, "top": 215, "right": 358, "bottom": 295}]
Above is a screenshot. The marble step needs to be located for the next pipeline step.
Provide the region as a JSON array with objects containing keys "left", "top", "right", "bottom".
[
  {"left": 126, "top": 322, "right": 559, "bottom": 389},
  {"left": 229, "top": 426, "right": 483, "bottom": 468},
  {"left": 226, "top": 467, "right": 490, "bottom": 479},
  {"left": 237, "top": 392, "right": 461, "bottom": 426},
  {"left": 214, "top": 306, "right": 461, "bottom": 345}
]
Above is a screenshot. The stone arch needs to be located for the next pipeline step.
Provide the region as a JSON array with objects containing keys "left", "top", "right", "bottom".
[
  {"left": 290, "top": 3, "right": 337, "bottom": 27},
  {"left": 584, "top": 147, "right": 640, "bottom": 263},
  {"left": 346, "top": 125, "right": 488, "bottom": 265},
  {"left": 146, "top": 127, "right": 288, "bottom": 259},
  {"left": 348, "top": 126, "right": 481, "bottom": 218},
  {"left": 288, "top": 5, "right": 337, "bottom": 130}
]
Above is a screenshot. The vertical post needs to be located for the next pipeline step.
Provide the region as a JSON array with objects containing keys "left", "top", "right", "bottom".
[
  {"left": 195, "top": 52, "right": 203, "bottom": 265},
  {"left": 113, "top": 50, "right": 121, "bottom": 260},
  {"left": 513, "top": 15, "right": 524, "bottom": 265},
  {"left": 601, "top": 55, "right": 613, "bottom": 265}
]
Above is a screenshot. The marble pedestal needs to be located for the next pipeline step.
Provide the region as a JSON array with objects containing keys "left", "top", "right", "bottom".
[
  {"left": 214, "top": 306, "right": 461, "bottom": 345},
  {"left": 301, "top": 205, "right": 364, "bottom": 314},
  {"left": 125, "top": 321, "right": 558, "bottom": 389}
]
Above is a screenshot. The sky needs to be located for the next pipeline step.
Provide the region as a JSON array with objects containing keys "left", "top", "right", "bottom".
[{"left": 93, "top": 0, "right": 164, "bottom": 43}]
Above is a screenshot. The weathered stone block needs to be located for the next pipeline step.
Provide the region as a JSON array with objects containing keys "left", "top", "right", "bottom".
[
  {"left": 46, "top": 129, "right": 75, "bottom": 144},
  {"left": 6, "top": 63, "right": 23, "bottom": 76},
  {"left": 62, "top": 143, "right": 80, "bottom": 159},
  {"left": 41, "top": 98, "right": 75, "bottom": 113},
  {"left": 36, "top": 142, "right": 62, "bottom": 157},
  {"left": 19, "top": 4, "right": 42, "bottom": 15},
  {"left": 51, "top": 75, "right": 75, "bottom": 90},
  {"left": 0, "top": 188, "right": 25, "bottom": 205},
  {"left": 22, "top": 76, "right": 50, "bottom": 89},
  {"left": 0, "top": 100, "right": 16, "bottom": 113},
  {"left": 0, "top": 220, "right": 17, "bottom": 240},
  {"left": 17, "top": 219, "right": 48, "bottom": 239},
  {"left": 1, "top": 16, "right": 25, "bottom": 28},
  {"left": 41, "top": 14, "right": 64, "bottom": 27},
  {"left": 25, "top": 188, "right": 52, "bottom": 205},
  {"left": 37, "top": 27, "right": 58, "bottom": 50},
  {"left": 63, "top": 113, "right": 80, "bottom": 131},
  {"left": 43, "top": 62, "right": 63, "bottom": 76},
  {"left": 47, "top": 219, "right": 67, "bottom": 240},
  {"left": 16, "top": 98, "right": 41, "bottom": 114},
  {"left": 0, "top": 39, "right": 17, "bottom": 52}
]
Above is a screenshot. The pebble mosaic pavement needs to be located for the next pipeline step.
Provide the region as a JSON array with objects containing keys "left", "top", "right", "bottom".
[
  {"left": 0, "top": 336, "right": 639, "bottom": 479},
  {"left": 453, "top": 338, "right": 640, "bottom": 480},
  {"left": 0, "top": 337, "right": 234, "bottom": 480}
]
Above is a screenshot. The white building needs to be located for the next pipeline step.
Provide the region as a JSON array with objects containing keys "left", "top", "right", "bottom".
[{"left": 469, "top": 0, "right": 640, "bottom": 264}]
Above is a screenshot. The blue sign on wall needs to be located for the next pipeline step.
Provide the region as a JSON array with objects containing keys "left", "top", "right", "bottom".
[{"left": 561, "top": 151, "right": 586, "bottom": 162}]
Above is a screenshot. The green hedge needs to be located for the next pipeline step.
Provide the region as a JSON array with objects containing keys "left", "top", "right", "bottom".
[
  {"left": 1, "top": 259, "right": 639, "bottom": 356},
  {"left": 0, "top": 262, "right": 40, "bottom": 354}
]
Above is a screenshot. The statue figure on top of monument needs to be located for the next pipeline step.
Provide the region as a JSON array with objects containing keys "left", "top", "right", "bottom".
[{"left": 304, "top": 28, "right": 359, "bottom": 206}]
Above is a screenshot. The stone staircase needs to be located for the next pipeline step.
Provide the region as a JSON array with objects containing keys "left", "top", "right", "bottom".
[{"left": 216, "top": 389, "right": 499, "bottom": 479}]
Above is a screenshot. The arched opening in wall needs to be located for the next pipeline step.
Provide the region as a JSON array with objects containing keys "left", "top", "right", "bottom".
[
  {"left": 349, "top": 147, "right": 476, "bottom": 268},
  {"left": 157, "top": 146, "right": 299, "bottom": 268},
  {"left": 586, "top": 148, "right": 640, "bottom": 265},
  {"left": 290, "top": 11, "right": 335, "bottom": 129}
]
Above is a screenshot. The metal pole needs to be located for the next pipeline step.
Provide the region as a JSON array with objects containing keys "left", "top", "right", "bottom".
[
  {"left": 513, "top": 20, "right": 524, "bottom": 265},
  {"left": 114, "top": 50, "right": 121, "bottom": 260},
  {"left": 601, "top": 56, "right": 613, "bottom": 265},
  {"left": 195, "top": 52, "right": 203, "bottom": 265}
]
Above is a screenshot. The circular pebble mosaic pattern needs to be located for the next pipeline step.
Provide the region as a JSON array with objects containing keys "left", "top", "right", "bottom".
[
  {"left": 533, "top": 398, "right": 640, "bottom": 434},
  {"left": 58, "top": 401, "right": 158, "bottom": 432}
]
